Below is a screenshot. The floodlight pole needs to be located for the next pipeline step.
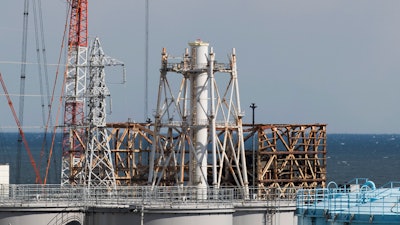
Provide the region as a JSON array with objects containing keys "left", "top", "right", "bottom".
[{"left": 250, "top": 103, "right": 257, "bottom": 187}]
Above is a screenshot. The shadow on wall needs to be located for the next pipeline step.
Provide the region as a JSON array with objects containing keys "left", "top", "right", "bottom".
[{"left": 66, "top": 221, "right": 81, "bottom": 225}]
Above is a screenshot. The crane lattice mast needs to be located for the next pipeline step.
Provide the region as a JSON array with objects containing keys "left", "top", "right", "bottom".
[{"left": 61, "top": 0, "right": 88, "bottom": 186}]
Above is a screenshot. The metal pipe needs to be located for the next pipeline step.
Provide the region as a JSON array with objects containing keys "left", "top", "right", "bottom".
[
  {"left": 209, "top": 47, "right": 217, "bottom": 188},
  {"left": 140, "top": 205, "right": 144, "bottom": 225}
]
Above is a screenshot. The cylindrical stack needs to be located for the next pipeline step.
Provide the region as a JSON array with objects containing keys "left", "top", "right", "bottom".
[{"left": 188, "top": 40, "right": 209, "bottom": 197}]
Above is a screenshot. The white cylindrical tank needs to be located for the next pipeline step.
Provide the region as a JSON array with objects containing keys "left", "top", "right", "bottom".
[
  {"left": 234, "top": 206, "right": 298, "bottom": 225},
  {"left": 145, "top": 208, "right": 233, "bottom": 225},
  {"left": 0, "top": 208, "right": 83, "bottom": 225},
  {"left": 188, "top": 40, "right": 209, "bottom": 198}
]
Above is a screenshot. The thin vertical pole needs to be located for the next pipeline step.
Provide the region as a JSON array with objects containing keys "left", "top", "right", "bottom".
[
  {"left": 144, "top": 0, "right": 149, "bottom": 121},
  {"left": 250, "top": 103, "right": 257, "bottom": 187}
]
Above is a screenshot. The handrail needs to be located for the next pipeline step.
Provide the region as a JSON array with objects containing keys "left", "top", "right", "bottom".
[
  {"left": 0, "top": 184, "right": 297, "bottom": 208},
  {"left": 297, "top": 185, "right": 400, "bottom": 217}
]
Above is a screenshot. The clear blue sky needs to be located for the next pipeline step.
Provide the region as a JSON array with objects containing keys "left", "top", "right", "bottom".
[{"left": 0, "top": 0, "right": 400, "bottom": 134}]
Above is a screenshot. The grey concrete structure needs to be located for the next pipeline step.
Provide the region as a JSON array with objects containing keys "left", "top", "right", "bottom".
[
  {"left": 0, "top": 185, "right": 297, "bottom": 225},
  {"left": 0, "top": 206, "right": 297, "bottom": 225}
]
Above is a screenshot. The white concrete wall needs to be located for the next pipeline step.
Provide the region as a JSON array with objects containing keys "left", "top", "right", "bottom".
[
  {"left": 273, "top": 211, "right": 297, "bottom": 225},
  {"left": 0, "top": 165, "right": 9, "bottom": 198},
  {"left": 0, "top": 165, "right": 9, "bottom": 185}
]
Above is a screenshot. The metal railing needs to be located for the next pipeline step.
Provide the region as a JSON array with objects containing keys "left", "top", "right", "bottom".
[
  {"left": 160, "top": 120, "right": 238, "bottom": 127},
  {"left": 0, "top": 184, "right": 298, "bottom": 208},
  {"left": 165, "top": 62, "right": 231, "bottom": 72},
  {"left": 297, "top": 186, "right": 400, "bottom": 217}
]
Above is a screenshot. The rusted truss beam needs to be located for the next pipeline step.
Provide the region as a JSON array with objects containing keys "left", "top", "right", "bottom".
[
  {"left": 105, "top": 122, "right": 155, "bottom": 186},
  {"left": 243, "top": 123, "right": 327, "bottom": 195}
]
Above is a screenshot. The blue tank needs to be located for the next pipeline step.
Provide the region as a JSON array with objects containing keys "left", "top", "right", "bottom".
[{"left": 297, "top": 178, "right": 400, "bottom": 225}]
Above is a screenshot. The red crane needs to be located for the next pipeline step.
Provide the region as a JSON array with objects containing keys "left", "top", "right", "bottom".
[
  {"left": 61, "top": 0, "right": 88, "bottom": 185},
  {"left": 0, "top": 73, "right": 42, "bottom": 184}
]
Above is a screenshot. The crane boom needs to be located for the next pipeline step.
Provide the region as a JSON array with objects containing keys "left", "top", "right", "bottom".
[
  {"left": 0, "top": 73, "right": 42, "bottom": 184},
  {"left": 16, "top": 0, "right": 30, "bottom": 184},
  {"left": 61, "top": 0, "right": 89, "bottom": 185}
]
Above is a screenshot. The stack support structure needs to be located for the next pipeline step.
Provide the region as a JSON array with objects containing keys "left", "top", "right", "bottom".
[
  {"left": 61, "top": 0, "right": 88, "bottom": 186},
  {"left": 85, "top": 37, "right": 116, "bottom": 188},
  {"left": 149, "top": 40, "right": 248, "bottom": 195}
]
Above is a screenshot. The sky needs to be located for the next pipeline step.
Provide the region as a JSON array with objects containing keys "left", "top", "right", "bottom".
[{"left": 0, "top": 0, "right": 400, "bottom": 134}]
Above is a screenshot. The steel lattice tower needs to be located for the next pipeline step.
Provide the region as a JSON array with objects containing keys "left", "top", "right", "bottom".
[
  {"left": 85, "top": 38, "right": 116, "bottom": 188},
  {"left": 149, "top": 40, "right": 249, "bottom": 196},
  {"left": 61, "top": 0, "right": 88, "bottom": 185}
]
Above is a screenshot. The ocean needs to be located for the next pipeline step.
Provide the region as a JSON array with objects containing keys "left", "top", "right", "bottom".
[
  {"left": 326, "top": 134, "right": 400, "bottom": 186},
  {"left": 0, "top": 132, "right": 62, "bottom": 184},
  {"left": 0, "top": 132, "right": 399, "bottom": 187}
]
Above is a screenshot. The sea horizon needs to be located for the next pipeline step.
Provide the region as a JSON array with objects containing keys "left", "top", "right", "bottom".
[{"left": 0, "top": 132, "right": 398, "bottom": 186}]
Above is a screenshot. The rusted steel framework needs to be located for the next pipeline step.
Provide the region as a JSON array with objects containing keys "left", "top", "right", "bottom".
[
  {"left": 247, "top": 124, "right": 327, "bottom": 195},
  {"left": 106, "top": 123, "right": 250, "bottom": 187},
  {"left": 106, "top": 122, "right": 154, "bottom": 186},
  {"left": 101, "top": 123, "right": 326, "bottom": 193}
]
